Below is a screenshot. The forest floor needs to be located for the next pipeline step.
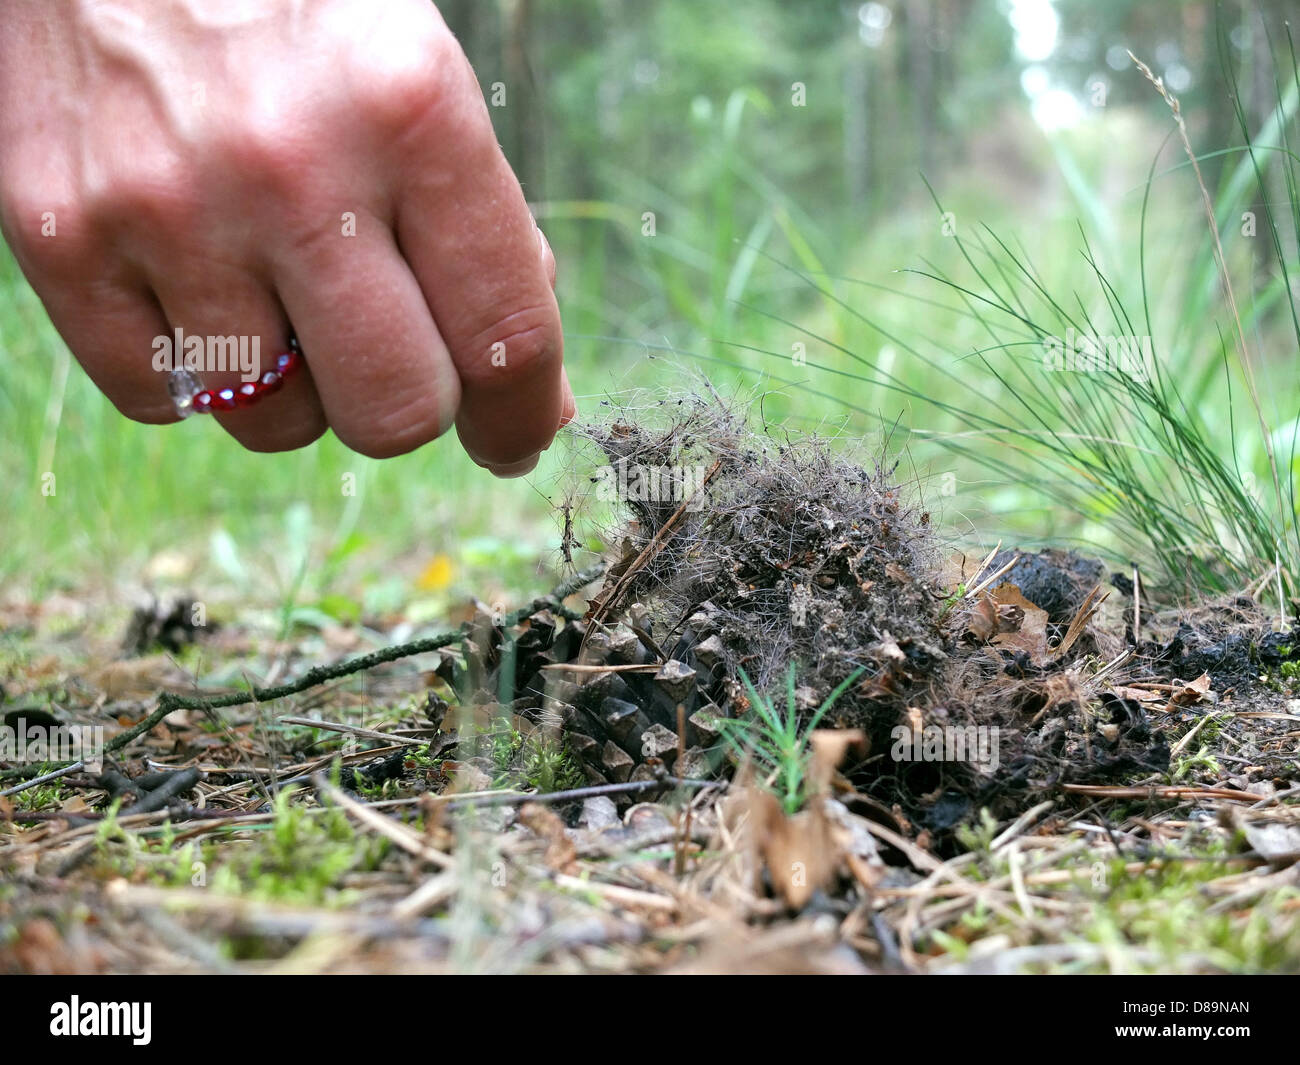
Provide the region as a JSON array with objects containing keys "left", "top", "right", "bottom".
[{"left": 3, "top": 405, "right": 1299, "bottom": 974}]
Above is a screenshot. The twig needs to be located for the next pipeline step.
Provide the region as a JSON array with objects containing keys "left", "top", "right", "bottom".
[
  {"left": 434, "top": 775, "right": 714, "bottom": 812},
  {"left": 585, "top": 459, "right": 723, "bottom": 631},
  {"left": 539, "top": 662, "right": 662, "bottom": 674},
  {"left": 966, "top": 552, "right": 1020, "bottom": 600},
  {"left": 1132, "top": 563, "right": 1141, "bottom": 644},
  {"left": 0, "top": 760, "right": 84, "bottom": 797},
  {"left": 1062, "top": 783, "right": 1262, "bottom": 803},
  {"left": 315, "top": 774, "right": 455, "bottom": 869},
  {"left": 991, "top": 800, "right": 1055, "bottom": 851},
  {"left": 279, "top": 716, "right": 424, "bottom": 747},
  {"left": 118, "top": 767, "right": 202, "bottom": 816},
  {"left": 0, "top": 565, "right": 604, "bottom": 785},
  {"left": 962, "top": 541, "right": 1002, "bottom": 594},
  {"left": 1053, "top": 584, "right": 1107, "bottom": 660},
  {"left": 553, "top": 873, "right": 676, "bottom": 911}
]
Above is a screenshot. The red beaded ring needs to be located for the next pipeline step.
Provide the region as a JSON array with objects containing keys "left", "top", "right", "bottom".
[{"left": 168, "top": 335, "right": 304, "bottom": 418}]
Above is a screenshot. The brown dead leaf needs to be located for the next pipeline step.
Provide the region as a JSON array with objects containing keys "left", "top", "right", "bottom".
[
  {"left": 518, "top": 802, "right": 578, "bottom": 873},
  {"left": 750, "top": 789, "right": 837, "bottom": 909},
  {"left": 964, "top": 596, "right": 999, "bottom": 642},
  {"left": 807, "top": 729, "right": 868, "bottom": 795},
  {"left": 989, "top": 584, "right": 1049, "bottom": 662},
  {"left": 445, "top": 762, "right": 493, "bottom": 794},
  {"left": 0, "top": 918, "right": 100, "bottom": 974},
  {"left": 1221, "top": 806, "right": 1300, "bottom": 862},
  {"left": 884, "top": 562, "right": 911, "bottom": 584},
  {"left": 1110, "top": 684, "right": 1160, "bottom": 704},
  {"left": 1164, "top": 672, "right": 1214, "bottom": 713},
  {"left": 747, "top": 732, "right": 869, "bottom": 908},
  {"left": 85, "top": 656, "right": 189, "bottom": 699}
]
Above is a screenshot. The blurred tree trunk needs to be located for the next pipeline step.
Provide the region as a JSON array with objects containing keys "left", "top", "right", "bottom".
[
  {"left": 502, "top": 0, "right": 544, "bottom": 200},
  {"left": 843, "top": 32, "right": 870, "bottom": 210},
  {"left": 905, "top": 0, "right": 935, "bottom": 178}
]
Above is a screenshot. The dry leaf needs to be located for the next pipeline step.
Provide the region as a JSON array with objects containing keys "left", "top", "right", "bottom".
[
  {"left": 989, "top": 584, "right": 1049, "bottom": 662},
  {"left": 1164, "top": 672, "right": 1214, "bottom": 713},
  {"left": 807, "top": 729, "right": 868, "bottom": 795},
  {"left": 84, "top": 656, "right": 189, "bottom": 699},
  {"left": 518, "top": 802, "right": 577, "bottom": 873},
  {"left": 1221, "top": 806, "right": 1300, "bottom": 862},
  {"left": 964, "top": 596, "right": 999, "bottom": 642},
  {"left": 750, "top": 789, "right": 837, "bottom": 909},
  {"left": 1110, "top": 685, "right": 1160, "bottom": 703}
]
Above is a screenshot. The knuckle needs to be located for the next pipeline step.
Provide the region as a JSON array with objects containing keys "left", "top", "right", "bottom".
[
  {"left": 456, "top": 307, "right": 561, "bottom": 391},
  {"left": 335, "top": 388, "right": 449, "bottom": 459},
  {"left": 0, "top": 189, "right": 92, "bottom": 274},
  {"left": 90, "top": 159, "right": 198, "bottom": 232},
  {"left": 219, "top": 117, "right": 309, "bottom": 196},
  {"left": 354, "top": 25, "right": 459, "bottom": 134}
]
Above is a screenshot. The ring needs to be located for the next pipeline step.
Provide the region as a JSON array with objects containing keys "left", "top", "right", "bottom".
[{"left": 168, "top": 335, "right": 303, "bottom": 417}]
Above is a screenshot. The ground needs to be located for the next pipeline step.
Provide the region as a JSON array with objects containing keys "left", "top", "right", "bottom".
[{"left": 3, "top": 411, "right": 1299, "bottom": 975}]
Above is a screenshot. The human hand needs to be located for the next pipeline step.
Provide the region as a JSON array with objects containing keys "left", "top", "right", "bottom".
[{"left": 0, "top": 0, "right": 573, "bottom": 476}]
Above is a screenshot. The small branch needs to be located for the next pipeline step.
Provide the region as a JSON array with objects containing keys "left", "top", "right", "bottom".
[
  {"left": 279, "top": 717, "right": 424, "bottom": 747},
  {"left": 0, "top": 565, "right": 605, "bottom": 786},
  {"left": 315, "top": 774, "right": 455, "bottom": 870},
  {"left": 430, "top": 775, "right": 714, "bottom": 812},
  {"left": 1132, "top": 563, "right": 1141, "bottom": 644},
  {"left": 0, "top": 760, "right": 84, "bottom": 797}
]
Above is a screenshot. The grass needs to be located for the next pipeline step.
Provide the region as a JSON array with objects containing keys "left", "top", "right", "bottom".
[
  {"left": 716, "top": 663, "right": 864, "bottom": 813},
  {"left": 673, "top": 46, "right": 1300, "bottom": 606}
]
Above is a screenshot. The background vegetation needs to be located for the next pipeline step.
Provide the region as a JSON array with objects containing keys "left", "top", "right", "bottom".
[{"left": 1, "top": 0, "right": 1296, "bottom": 622}]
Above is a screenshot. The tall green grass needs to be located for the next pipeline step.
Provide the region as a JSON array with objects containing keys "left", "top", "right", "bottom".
[{"left": 665, "top": 50, "right": 1300, "bottom": 607}]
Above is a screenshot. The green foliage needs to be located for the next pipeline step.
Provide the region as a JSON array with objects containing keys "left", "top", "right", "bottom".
[
  {"left": 1171, "top": 745, "right": 1222, "bottom": 782},
  {"left": 207, "top": 786, "right": 382, "bottom": 906},
  {"left": 485, "top": 724, "right": 583, "bottom": 794},
  {"left": 955, "top": 808, "right": 1002, "bottom": 854},
  {"left": 518, "top": 735, "right": 584, "bottom": 794},
  {"left": 716, "top": 663, "right": 865, "bottom": 813},
  {"left": 1079, "top": 856, "right": 1300, "bottom": 973}
]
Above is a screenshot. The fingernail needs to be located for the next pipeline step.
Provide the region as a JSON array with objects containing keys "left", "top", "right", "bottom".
[
  {"left": 559, "top": 371, "right": 577, "bottom": 427},
  {"left": 485, "top": 453, "right": 540, "bottom": 479}
]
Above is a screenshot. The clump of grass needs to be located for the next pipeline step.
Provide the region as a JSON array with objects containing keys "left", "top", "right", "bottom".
[
  {"left": 1078, "top": 855, "right": 1300, "bottom": 974},
  {"left": 716, "top": 662, "right": 864, "bottom": 813},
  {"left": 687, "top": 27, "right": 1300, "bottom": 608},
  {"left": 482, "top": 723, "right": 583, "bottom": 794}
]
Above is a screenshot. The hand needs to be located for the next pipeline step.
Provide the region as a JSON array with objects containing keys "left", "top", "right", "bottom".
[{"left": 0, "top": 0, "right": 574, "bottom": 475}]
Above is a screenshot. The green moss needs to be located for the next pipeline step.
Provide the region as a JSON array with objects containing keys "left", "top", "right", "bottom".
[
  {"left": 924, "top": 836, "right": 1300, "bottom": 973},
  {"left": 203, "top": 787, "right": 385, "bottom": 906}
]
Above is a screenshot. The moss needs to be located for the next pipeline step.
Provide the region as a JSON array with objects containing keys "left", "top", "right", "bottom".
[
  {"left": 923, "top": 837, "right": 1300, "bottom": 973},
  {"left": 202, "top": 787, "right": 385, "bottom": 906}
]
